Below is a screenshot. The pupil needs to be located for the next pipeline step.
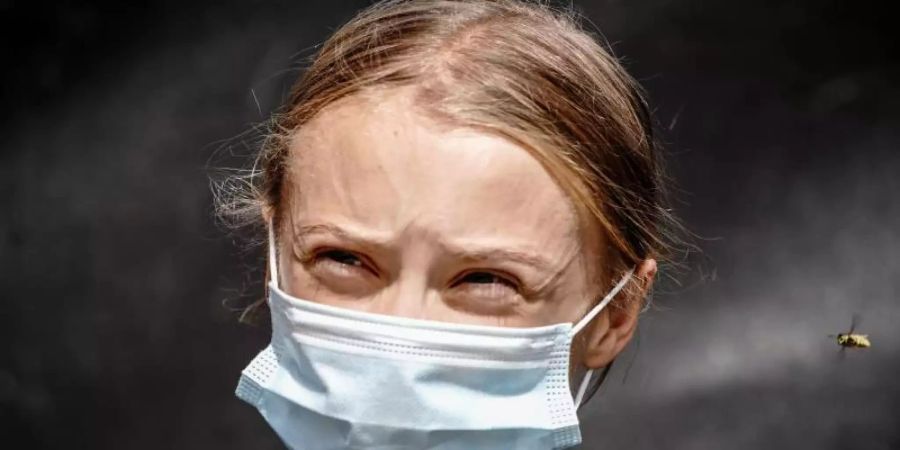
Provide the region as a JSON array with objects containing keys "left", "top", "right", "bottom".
[
  {"left": 467, "top": 272, "right": 499, "bottom": 284},
  {"left": 326, "top": 251, "right": 360, "bottom": 266}
]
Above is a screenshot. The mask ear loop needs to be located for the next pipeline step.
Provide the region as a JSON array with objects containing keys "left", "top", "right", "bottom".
[
  {"left": 571, "top": 267, "right": 634, "bottom": 408},
  {"left": 576, "top": 359, "right": 615, "bottom": 412},
  {"left": 268, "top": 221, "right": 280, "bottom": 290},
  {"left": 640, "top": 285, "right": 653, "bottom": 313}
]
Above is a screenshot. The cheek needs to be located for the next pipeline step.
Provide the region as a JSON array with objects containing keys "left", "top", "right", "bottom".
[{"left": 548, "top": 257, "right": 602, "bottom": 323}]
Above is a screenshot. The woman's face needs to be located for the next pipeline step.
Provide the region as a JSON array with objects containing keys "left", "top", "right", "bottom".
[{"left": 277, "top": 88, "right": 608, "bottom": 328}]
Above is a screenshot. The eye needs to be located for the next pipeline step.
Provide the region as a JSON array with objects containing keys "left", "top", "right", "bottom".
[
  {"left": 452, "top": 271, "right": 521, "bottom": 298},
  {"left": 307, "top": 248, "right": 375, "bottom": 278},
  {"left": 460, "top": 272, "right": 514, "bottom": 286},
  {"left": 319, "top": 249, "right": 364, "bottom": 267}
]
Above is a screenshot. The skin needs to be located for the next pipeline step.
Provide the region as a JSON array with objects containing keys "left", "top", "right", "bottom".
[{"left": 272, "top": 86, "right": 657, "bottom": 382}]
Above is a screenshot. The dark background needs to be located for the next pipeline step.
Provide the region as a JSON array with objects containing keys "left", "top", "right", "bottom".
[{"left": 2, "top": 1, "right": 898, "bottom": 448}]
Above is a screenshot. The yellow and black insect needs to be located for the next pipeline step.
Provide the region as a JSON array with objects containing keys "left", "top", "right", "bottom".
[{"left": 830, "top": 315, "right": 871, "bottom": 349}]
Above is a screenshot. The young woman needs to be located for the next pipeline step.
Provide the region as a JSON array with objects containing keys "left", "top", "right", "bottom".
[{"left": 218, "top": 0, "right": 680, "bottom": 448}]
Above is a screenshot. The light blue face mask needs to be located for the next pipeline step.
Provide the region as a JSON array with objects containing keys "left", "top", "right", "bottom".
[{"left": 235, "top": 225, "right": 634, "bottom": 450}]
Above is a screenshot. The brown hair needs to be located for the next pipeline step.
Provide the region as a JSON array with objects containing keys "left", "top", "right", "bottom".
[{"left": 215, "top": 0, "right": 683, "bottom": 309}]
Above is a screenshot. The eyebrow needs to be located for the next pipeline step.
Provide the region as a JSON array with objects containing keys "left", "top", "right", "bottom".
[
  {"left": 292, "top": 222, "right": 557, "bottom": 273},
  {"left": 441, "top": 246, "right": 555, "bottom": 274},
  {"left": 292, "top": 222, "right": 393, "bottom": 249}
]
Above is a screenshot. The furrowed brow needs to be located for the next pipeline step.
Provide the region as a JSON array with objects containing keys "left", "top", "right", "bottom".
[
  {"left": 443, "top": 244, "right": 556, "bottom": 274},
  {"left": 292, "top": 222, "right": 392, "bottom": 248}
]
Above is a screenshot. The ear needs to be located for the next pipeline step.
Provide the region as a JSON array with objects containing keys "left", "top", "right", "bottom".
[{"left": 582, "top": 259, "right": 657, "bottom": 369}]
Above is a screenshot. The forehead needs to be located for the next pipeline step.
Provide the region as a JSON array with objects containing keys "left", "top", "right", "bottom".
[{"left": 284, "top": 89, "right": 584, "bottom": 255}]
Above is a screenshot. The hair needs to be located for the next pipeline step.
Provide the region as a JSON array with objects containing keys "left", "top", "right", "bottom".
[{"left": 214, "top": 0, "right": 685, "bottom": 315}]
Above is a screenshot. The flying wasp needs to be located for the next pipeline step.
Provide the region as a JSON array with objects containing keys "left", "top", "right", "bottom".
[{"left": 830, "top": 314, "right": 871, "bottom": 349}]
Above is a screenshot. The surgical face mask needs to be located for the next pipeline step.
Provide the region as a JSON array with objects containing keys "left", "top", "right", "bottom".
[{"left": 235, "top": 225, "right": 634, "bottom": 449}]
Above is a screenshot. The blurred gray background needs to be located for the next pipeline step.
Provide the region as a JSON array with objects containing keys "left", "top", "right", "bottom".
[{"left": 1, "top": 0, "right": 897, "bottom": 448}]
